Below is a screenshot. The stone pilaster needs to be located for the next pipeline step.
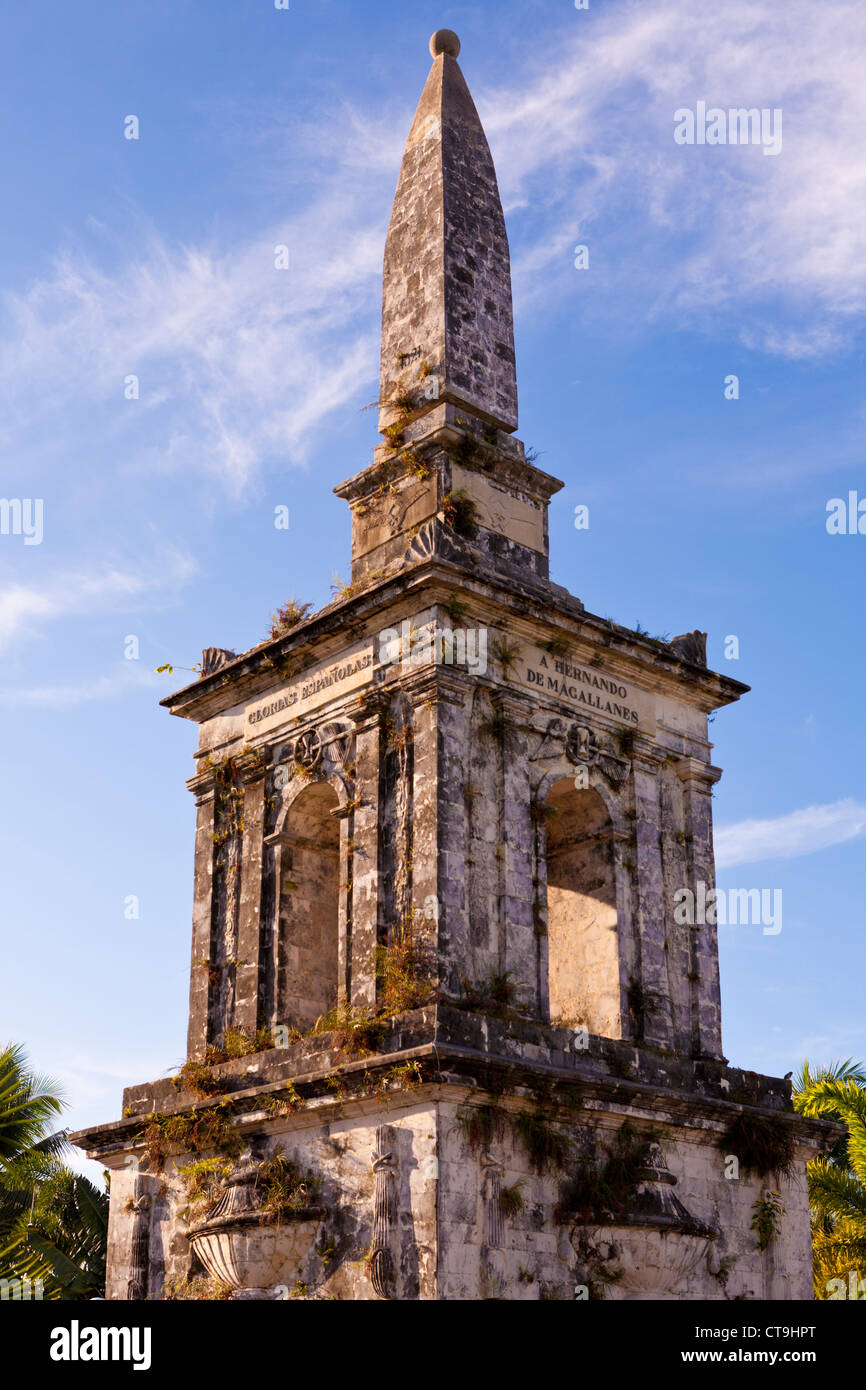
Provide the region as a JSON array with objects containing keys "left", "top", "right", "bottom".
[
  {"left": 345, "top": 696, "right": 382, "bottom": 1008},
  {"left": 401, "top": 668, "right": 442, "bottom": 974},
  {"left": 370, "top": 1124, "right": 399, "bottom": 1300},
  {"left": 233, "top": 763, "right": 267, "bottom": 1037},
  {"left": 676, "top": 757, "right": 724, "bottom": 1059},
  {"left": 658, "top": 761, "right": 694, "bottom": 1054},
  {"left": 632, "top": 750, "right": 673, "bottom": 1048},
  {"left": 104, "top": 1168, "right": 163, "bottom": 1302},
  {"left": 186, "top": 772, "right": 216, "bottom": 1060},
  {"left": 496, "top": 691, "right": 537, "bottom": 1014},
  {"left": 434, "top": 670, "right": 473, "bottom": 996},
  {"left": 333, "top": 798, "right": 355, "bottom": 1007}
]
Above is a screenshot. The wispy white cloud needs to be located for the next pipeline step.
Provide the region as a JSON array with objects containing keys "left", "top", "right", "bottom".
[
  {"left": 716, "top": 798, "right": 866, "bottom": 868},
  {"left": 0, "top": 551, "right": 197, "bottom": 650},
  {"left": 0, "top": 195, "right": 383, "bottom": 497},
  {"left": 480, "top": 0, "right": 866, "bottom": 354},
  {"left": 0, "top": 663, "right": 160, "bottom": 708},
  {"left": 1, "top": 0, "right": 863, "bottom": 516}
]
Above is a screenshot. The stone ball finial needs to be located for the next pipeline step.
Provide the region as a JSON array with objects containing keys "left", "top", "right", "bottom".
[{"left": 430, "top": 29, "right": 461, "bottom": 59}]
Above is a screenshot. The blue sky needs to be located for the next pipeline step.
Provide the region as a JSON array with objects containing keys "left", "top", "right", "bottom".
[{"left": 1, "top": 0, "right": 864, "bottom": 1180}]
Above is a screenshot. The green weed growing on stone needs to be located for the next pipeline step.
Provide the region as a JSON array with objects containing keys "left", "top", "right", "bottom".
[
  {"left": 268, "top": 599, "right": 313, "bottom": 641},
  {"left": 255, "top": 1151, "right": 321, "bottom": 1220},
  {"left": 720, "top": 1112, "right": 796, "bottom": 1180},
  {"left": 492, "top": 636, "right": 521, "bottom": 678},
  {"left": 140, "top": 1105, "right": 243, "bottom": 1174},
  {"left": 556, "top": 1122, "right": 654, "bottom": 1221},
  {"left": 441, "top": 489, "right": 479, "bottom": 538},
  {"left": 752, "top": 1190, "right": 784, "bottom": 1251},
  {"left": 499, "top": 1181, "right": 526, "bottom": 1217}
]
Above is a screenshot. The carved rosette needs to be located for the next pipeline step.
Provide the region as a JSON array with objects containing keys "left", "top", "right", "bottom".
[
  {"left": 370, "top": 1125, "right": 398, "bottom": 1300},
  {"left": 533, "top": 718, "right": 629, "bottom": 789},
  {"left": 294, "top": 728, "right": 322, "bottom": 771},
  {"left": 291, "top": 721, "right": 355, "bottom": 782}
]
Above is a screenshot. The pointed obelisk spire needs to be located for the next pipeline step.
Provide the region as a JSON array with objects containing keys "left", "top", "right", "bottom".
[{"left": 379, "top": 30, "right": 518, "bottom": 436}]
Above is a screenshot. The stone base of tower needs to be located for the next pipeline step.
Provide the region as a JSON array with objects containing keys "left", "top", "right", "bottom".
[{"left": 73, "top": 1007, "right": 833, "bottom": 1302}]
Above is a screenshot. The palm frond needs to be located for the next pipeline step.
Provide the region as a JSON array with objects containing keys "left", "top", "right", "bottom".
[
  {"left": 0, "top": 1173, "right": 108, "bottom": 1300},
  {"left": 811, "top": 1223, "right": 866, "bottom": 1299},
  {"left": 795, "top": 1061, "right": 866, "bottom": 1295},
  {"left": 0, "top": 1232, "right": 62, "bottom": 1300},
  {"left": 793, "top": 1058, "right": 866, "bottom": 1097},
  {"left": 0, "top": 1043, "right": 65, "bottom": 1164},
  {"left": 797, "top": 1079, "right": 866, "bottom": 1182},
  {"left": 808, "top": 1158, "right": 866, "bottom": 1223}
]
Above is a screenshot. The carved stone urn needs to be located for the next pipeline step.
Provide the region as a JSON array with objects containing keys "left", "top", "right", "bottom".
[
  {"left": 570, "top": 1143, "right": 717, "bottom": 1300},
  {"left": 188, "top": 1155, "right": 325, "bottom": 1300}
]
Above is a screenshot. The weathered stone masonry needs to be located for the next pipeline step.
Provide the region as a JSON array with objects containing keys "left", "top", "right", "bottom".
[{"left": 73, "top": 29, "right": 835, "bottom": 1301}]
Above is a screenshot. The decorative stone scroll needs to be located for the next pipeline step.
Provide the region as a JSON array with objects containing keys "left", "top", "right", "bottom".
[
  {"left": 481, "top": 1152, "right": 505, "bottom": 1250},
  {"left": 201, "top": 647, "right": 237, "bottom": 677},
  {"left": 370, "top": 1125, "right": 398, "bottom": 1300},
  {"left": 126, "top": 1181, "right": 153, "bottom": 1302}
]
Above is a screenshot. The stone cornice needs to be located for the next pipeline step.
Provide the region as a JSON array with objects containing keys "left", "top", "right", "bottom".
[
  {"left": 161, "top": 559, "right": 749, "bottom": 728},
  {"left": 676, "top": 756, "right": 724, "bottom": 787},
  {"left": 70, "top": 1036, "right": 839, "bottom": 1165},
  {"left": 334, "top": 411, "right": 565, "bottom": 509},
  {"left": 69, "top": 1004, "right": 838, "bottom": 1166}
]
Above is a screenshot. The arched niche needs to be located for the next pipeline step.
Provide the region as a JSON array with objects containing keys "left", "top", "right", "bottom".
[
  {"left": 272, "top": 779, "right": 342, "bottom": 1032},
  {"left": 543, "top": 777, "right": 621, "bottom": 1037}
]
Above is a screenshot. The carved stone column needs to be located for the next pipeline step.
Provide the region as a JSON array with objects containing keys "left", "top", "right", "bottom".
[
  {"left": 433, "top": 668, "right": 473, "bottom": 997},
  {"left": 479, "top": 1149, "right": 507, "bottom": 1298},
  {"left": 402, "top": 667, "right": 444, "bottom": 981},
  {"left": 385, "top": 690, "right": 415, "bottom": 943}
]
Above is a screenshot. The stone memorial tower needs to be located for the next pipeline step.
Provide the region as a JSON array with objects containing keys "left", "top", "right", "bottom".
[{"left": 75, "top": 30, "right": 833, "bottom": 1301}]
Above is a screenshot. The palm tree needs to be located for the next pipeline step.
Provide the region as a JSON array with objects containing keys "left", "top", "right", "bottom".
[
  {"left": 793, "top": 1058, "right": 866, "bottom": 1299},
  {"left": 0, "top": 1042, "right": 67, "bottom": 1248},
  {"left": 0, "top": 1042, "right": 108, "bottom": 1299},
  {"left": 0, "top": 1041, "right": 66, "bottom": 1165},
  {"left": 1, "top": 1166, "right": 109, "bottom": 1300}
]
